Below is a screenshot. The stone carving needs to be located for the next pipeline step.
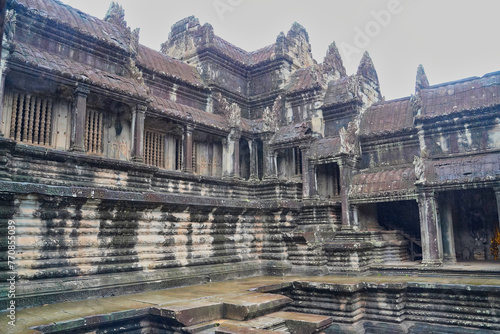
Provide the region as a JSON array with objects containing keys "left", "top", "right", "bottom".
[
  {"left": 272, "top": 95, "right": 286, "bottom": 127},
  {"left": 274, "top": 31, "right": 286, "bottom": 57},
  {"left": 410, "top": 65, "right": 428, "bottom": 117},
  {"left": 130, "top": 28, "right": 140, "bottom": 56},
  {"left": 214, "top": 92, "right": 230, "bottom": 115},
  {"left": 413, "top": 155, "right": 425, "bottom": 183},
  {"left": 214, "top": 93, "right": 241, "bottom": 129},
  {"left": 228, "top": 102, "right": 241, "bottom": 129},
  {"left": 310, "top": 65, "right": 321, "bottom": 86},
  {"left": 339, "top": 121, "right": 360, "bottom": 156},
  {"left": 347, "top": 76, "right": 359, "bottom": 98},
  {"left": 262, "top": 107, "right": 277, "bottom": 132},
  {"left": 104, "top": 2, "right": 127, "bottom": 28},
  {"left": 409, "top": 94, "right": 422, "bottom": 117},
  {"left": 127, "top": 57, "right": 146, "bottom": 87},
  {"left": 110, "top": 141, "right": 128, "bottom": 160},
  {"left": 4, "top": 9, "right": 16, "bottom": 42},
  {"left": 415, "top": 64, "right": 430, "bottom": 91}
]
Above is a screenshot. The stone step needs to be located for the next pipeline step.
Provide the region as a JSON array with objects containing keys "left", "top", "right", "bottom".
[
  {"left": 266, "top": 311, "right": 333, "bottom": 334},
  {"left": 156, "top": 300, "right": 223, "bottom": 327},
  {"left": 231, "top": 315, "right": 289, "bottom": 332},
  {"left": 215, "top": 323, "right": 281, "bottom": 334},
  {"left": 193, "top": 330, "right": 218, "bottom": 334},
  {"left": 182, "top": 319, "right": 225, "bottom": 333},
  {"left": 186, "top": 315, "right": 290, "bottom": 334},
  {"left": 220, "top": 293, "right": 292, "bottom": 321}
]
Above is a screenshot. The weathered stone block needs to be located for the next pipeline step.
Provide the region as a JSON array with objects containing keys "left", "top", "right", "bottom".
[
  {"left": 221, "top": 293, "right": 292, "bottom": 320},
  {"left": 159, "top": 300, "right": 223, "bottom": 326},
  {"left": 267, "top": 311, "right": 333, "bottom": 334}
]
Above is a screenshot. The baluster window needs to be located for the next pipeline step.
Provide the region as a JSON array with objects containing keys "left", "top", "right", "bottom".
[{"left": 9, "top": 92, "right": 53, "bottom": 146}]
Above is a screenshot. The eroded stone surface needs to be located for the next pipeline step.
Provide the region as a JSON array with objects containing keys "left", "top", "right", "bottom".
[
  {"left": 220, "top": 293, "right": 292, "bottom": 320},
  {"left": 266, "top": 311, "right": 333, "bottom": 334},
  {"left": 158, "top": 300, "right": 223, "bottom": 326}
]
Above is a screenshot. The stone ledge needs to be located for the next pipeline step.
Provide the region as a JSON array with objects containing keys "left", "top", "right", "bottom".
[
  {"left": 1, "top": 262, "right": 265, "bottom": 310},
  {"left": 0, "top": 180, "right": 302, "bottom": 210}
]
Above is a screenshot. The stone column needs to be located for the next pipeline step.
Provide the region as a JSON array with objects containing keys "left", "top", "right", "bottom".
[
  {"left": 300, "top": 146, "right": 310, "bottom": 198},
  {"left": 350, "top": 204, "right": 359, "bottom": 229},
  {"left": 418, "top": 190, "right": 443, "bottom": 266},
  {"left": 309, "top": 164, "right": 318, "bottom": 197},
  {"left": 495, "top": 187, "right": 500, "bottom": 231},
  {"left": 262, "top": 133, "right": 276, "bottom": 179},
  {"left": 339, "top": 158, "right": 355, "bottom": 229},
  {"left": 231, "top": 129, "right": 241, "bottom": 178},
  {"left": 272, "top": 151, "right": 280, "bottom": 179},
  {"left": 131, "top": 104, "right": 146, "bottom": 162},
  {"left": 440, "top": 192, "right": 456, "bottom": 264},
  {"left": 183, "top": 124, "right": 193, "bottom": 173},
  {"left": 249, "top": 139, "right": 258, "bottom": 180},
  {"left": 221, "top": 137, "right": 229, "bottom": 177},
  {"left": 70, "top": 84, "right": 89, "bottom": 152},
  {"left": 0, "top": 66, "right": 9, "bottom": 137}
]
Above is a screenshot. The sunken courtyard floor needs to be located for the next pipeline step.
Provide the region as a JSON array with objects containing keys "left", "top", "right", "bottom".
[{"left": 3, "top": 264, "right": 500, "bottom": 334}]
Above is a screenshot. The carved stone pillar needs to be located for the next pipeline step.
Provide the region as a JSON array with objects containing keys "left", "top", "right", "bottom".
[
  {"left": 300, "top": 146, "right": 310, "bottom": 198},
  {"left": 230, "top": 128, "right": 241, "bottom": 178},
  {"left": 0, "top": 66, "right": 9, "bottom": 137},
  {"left": 70, "top": 84, "right": 89, "bottom": 152},
  {"left": 440, "top": 192, "right": 456, "bottom": 264},
  {"left": 221, "top": 137, "right": 228, "bottom": 177},
  {"left": 350, "top": 204, "right": 359, "bottom": 229},
  {"left": 310, "top": 164, "right": 318, "bottom": 197},
  {"left": 0, "top": 5, "right": 10, "bottom": 134},
  {"left": 339, "top": 158, "right": 355, "bottom": 229},
  {"left": 262, "top": 133, "right": 276, "bottom": 179},
  {"left": 272, "top": 151, "right": 278, "bottom": 179},
  {"left": 418, "top": 190, "right": 443, "bottom": 266},
  {"left": 183, "top": 125, "right": 193, "bottom": 173},
  {"left": 249, "top": 139, "right": 258, "bottom": 180},
  {"left": 131, "top": 105, "right": 146, "bottom": 162}
]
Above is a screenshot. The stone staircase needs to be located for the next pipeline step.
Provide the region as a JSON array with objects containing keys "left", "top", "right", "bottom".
[
  {"left": 377, "top": 221, "right": 422, "bottom": 261},
  {"left": 159, "top": 292, "right": 332, "bottom": 334}
]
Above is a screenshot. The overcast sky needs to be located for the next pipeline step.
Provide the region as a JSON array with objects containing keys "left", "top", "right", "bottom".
[{"left": 60, "top": 0, "right": 500, "bottom": 101}]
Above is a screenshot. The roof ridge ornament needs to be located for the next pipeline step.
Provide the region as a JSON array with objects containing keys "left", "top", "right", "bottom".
[
  {"left": 129, "top": 27, "right": 140, "bottom": 55},
  {"left": 416, "top": 64, "right": 430, "bottom": 91},
  {"left": 104, "top": 2, "right": 127, "bottom": 28}
]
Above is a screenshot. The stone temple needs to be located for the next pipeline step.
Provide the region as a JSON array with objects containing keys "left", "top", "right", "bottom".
[{"left": 1, "top": 0, "right": 500, "bottom": 333}]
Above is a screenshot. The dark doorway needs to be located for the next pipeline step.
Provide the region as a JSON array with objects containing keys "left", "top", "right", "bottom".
[
  {"left": 316, "top": 162, "right": 341, "bottom": 199},
  {"left": 377, "top": 200, "right": 421, "bottom": 261},
  {"left": 256, "top": 140, "right": 263, "bottom": 180},
  {"left": 239, "top": 138, "right": 250, "bottom": 180},
  {"left": 450, "top": 188, "right": 498, "bottom": 261}
]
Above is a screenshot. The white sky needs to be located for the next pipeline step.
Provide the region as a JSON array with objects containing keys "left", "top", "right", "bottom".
[{"left": 60, "top": 0, "right": 500, "bottom": 101}]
